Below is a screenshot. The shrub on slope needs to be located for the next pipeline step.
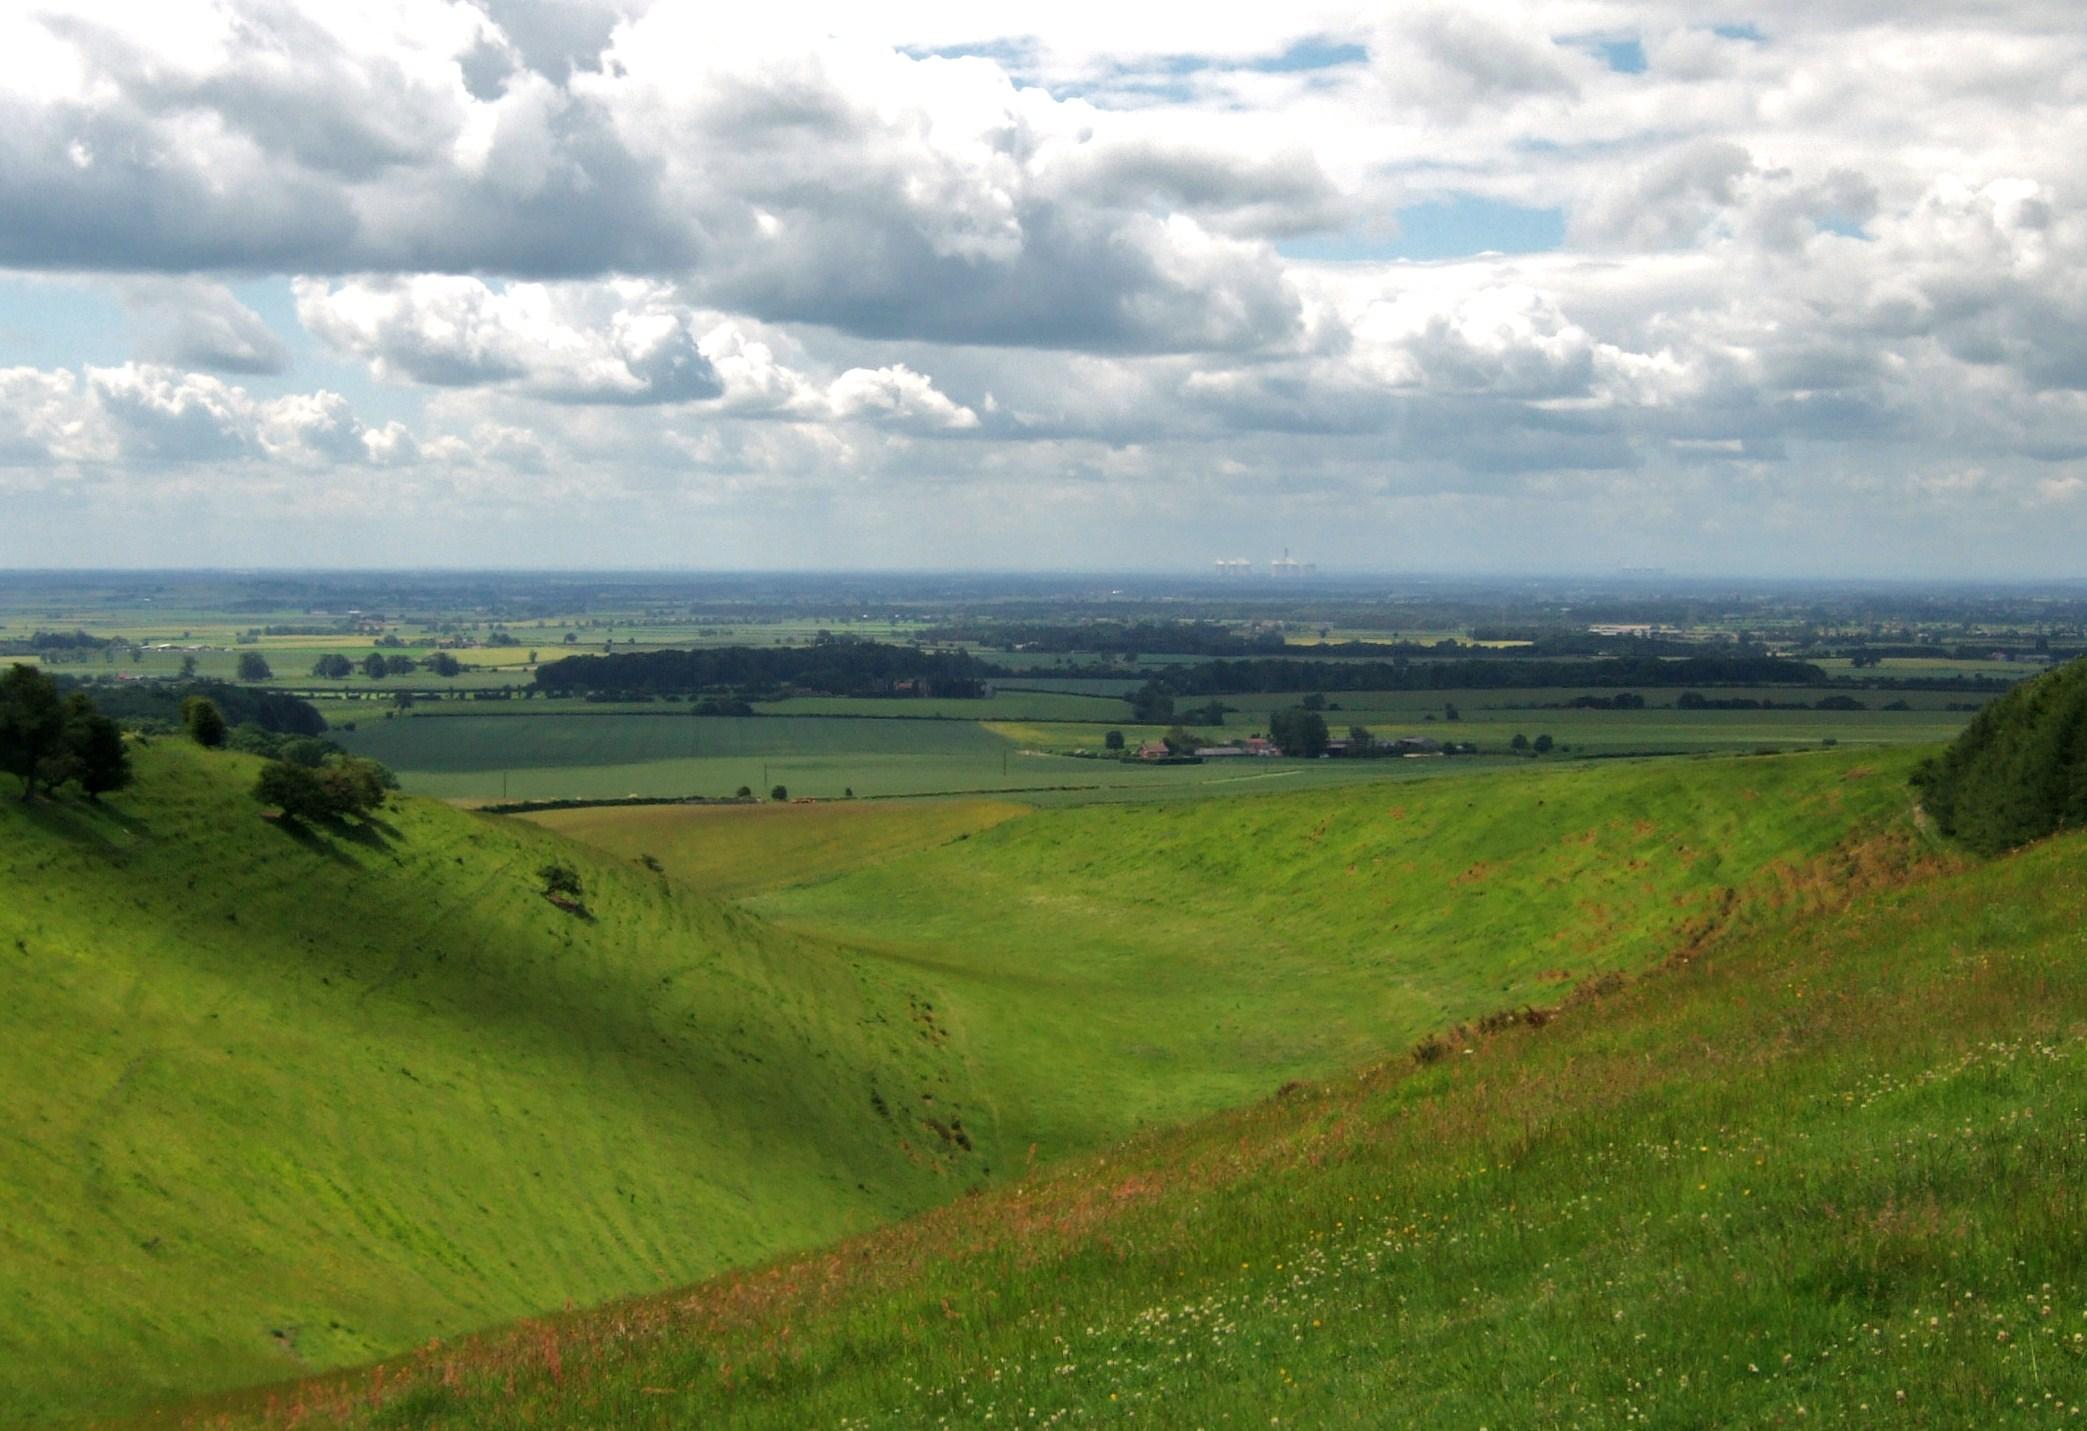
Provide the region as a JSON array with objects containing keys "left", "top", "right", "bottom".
[{"left": 1914, "top": 654, "right": 2087, "bottom": 853}]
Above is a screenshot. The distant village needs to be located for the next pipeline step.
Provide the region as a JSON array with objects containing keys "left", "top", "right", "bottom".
[{"left": 1132, "top": 734, "right": 1445, "bottom": 762}]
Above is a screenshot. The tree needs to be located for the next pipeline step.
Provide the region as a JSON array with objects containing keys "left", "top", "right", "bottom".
[
  {"left": 362, "top": 652, "right": 389, "bottom": 679},
  {"left": 1301, "top": 692, "right": 1327, "bottom": 712},
  {"left": 1103, "top": 729, "right": 1125, "bottom": 751},
  {"left": 1128, "top": 680, "right": 1174, "bottom": 722},
  {"left": 181, "top": 696, "right": 227, "bottom": 749},
  {"left": 236, "top": 652, "right": 273, "bottom": 681},
  {"left": 318, "top": 757, "right": 390, "bottom": 819},
  {"left": 1161, "top": 725, "right": 1200, "bottom": 756},
  {"left": 1443, "top": 702, "right": 1461, "bottom": 722},
  {"left": 0, "top": 664, "right": 65, "bottom": 799},
  {"left": 384, "top": 654, "right": 417, "bottom": 676},
  {"left": 426, "top": 651, "right": 462, "bottom": 677},
  {"left": 1510, "top": 732, "right": 1530, "bottom": 752},
  {"left": 1533, "top": 733, "right": 1554, "bottom": 754},
  {"left": 735, "top": 785, "right": 754, "bottom": 799},
  {"left": 60, "top": 694, "right": 132, "bottom": 800},
  {"left": 1348, "top": 725, "right": 1376, "bottom": 756},
  {"left": 254, "top": 760, "right": 332, "bottom": 823},
  {"left": 1267, "top": 707, "right": 1330, "bottom": 758},
  {"left": 280, "top": 737, "right": 336, "bottom": 768},
  {"left": 770, "top": 784, "right": 789, "bottom": 801},
  {"left": 179, "top": 655, "right": 197, "bottom": 679},
  {"left": 311, "top": 654, "right": 353, "bottom": 679}
]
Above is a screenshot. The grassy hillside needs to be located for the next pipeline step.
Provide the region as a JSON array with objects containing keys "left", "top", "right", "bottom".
[
  {"left": 558, "top": 752, "right": 1922, "bottom": 1163},
  {"left": 190, "top": 809, "right": 2087, "bottom": 1429},
  {"left": 0, "top": 743, "right": 997, "bottom": 1424},
  {"left": 5, "top": 744, "right": 1928, "bottom": 1423},
  {"left": 519, "top": 798, "right": 1028, "bottom": 900}
]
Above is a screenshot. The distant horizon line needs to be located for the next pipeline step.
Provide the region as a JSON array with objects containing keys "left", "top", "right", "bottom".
[{"left": 2, "top": 564, "right": 2084, "bottom": 589}]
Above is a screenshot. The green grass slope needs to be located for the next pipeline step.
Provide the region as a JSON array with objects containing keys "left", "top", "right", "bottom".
[
  {"left": 198, "top": 810, "right": 2087, "bottom": 1429},
  {"left": 749, "top": 751, "right": 1923, "bottom": 1157},
  {"left": 519, "top": 798, "right": 1028, "bottom": 900},
  {"left": 0, "top": 743, "right": 997, "bottom": 1425}
]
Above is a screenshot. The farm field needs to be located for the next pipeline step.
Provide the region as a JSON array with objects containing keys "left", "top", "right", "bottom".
[
  {"left": 331, "top": 709, "right": 1501, "bottom": 803},
  {"left": 994, "top": 706, "right": 1968, "bottom": 759},
  {"left": 201, "top": 762, "right": 2087, "bottom": 1430}
]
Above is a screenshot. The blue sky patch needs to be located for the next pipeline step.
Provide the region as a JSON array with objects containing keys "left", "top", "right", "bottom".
[
  {"left": 1280, "top": 195, "right": 1565, "bottom": 263},
  {"left": 1597, "top": 38, "right": 1647, "bottom": 74}
]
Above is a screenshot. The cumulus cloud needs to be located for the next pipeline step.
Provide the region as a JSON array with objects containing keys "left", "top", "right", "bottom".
[
  {"left": 0, "top": 362, "right": 408, "bottom": 471},
  {"left": 295, "top": 275, "right": 724, "bottom": 403},
  {"left": 119, "top": 279, "right": 290, "bottom": 375},
  {"left": 4, "top": 2, "right": 2087, "bottom": 572},
  {"left": 828, "top": 364, "right": 979, "bottom": 430}
]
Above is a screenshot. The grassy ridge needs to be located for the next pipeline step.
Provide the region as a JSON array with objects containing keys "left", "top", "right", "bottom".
[
  {"left": 589, "top": 752, "right": 1924, "bottom": 1160},
  {"left": 193, "top": 813, "right": 2087, "bottom": 1429},
  {"left": 0, "top": 744, "right": 997, "bottom": 1424}
]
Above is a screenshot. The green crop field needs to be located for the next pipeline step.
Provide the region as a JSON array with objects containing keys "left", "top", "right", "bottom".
[{"left": 327, "top": 708, "right": 1496, "bottom": 803}]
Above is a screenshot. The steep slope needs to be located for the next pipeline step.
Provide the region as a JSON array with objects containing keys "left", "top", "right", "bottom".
[
  {"left": 749, "top": 751, "right": 1924, "bottom": 1156},
  {"left": 0, "top": 743, "right": 993, "bottom": 1424},
  {"left": 202, "top": 812, "right": 2087, "bottom": 1428}
]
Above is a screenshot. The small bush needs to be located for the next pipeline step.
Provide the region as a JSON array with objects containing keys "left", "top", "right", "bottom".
[
  {"left": 181, "top": 696, "right": 227, "bottom": 749},
  {"left": 537, "top": 861, "right": 584, "bottom": 901}
]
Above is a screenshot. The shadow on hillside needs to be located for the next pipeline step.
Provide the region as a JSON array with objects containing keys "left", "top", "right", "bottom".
[
  {"left": 16, "top": 792, "right": 151, "bottom": 853},
  {"left": 268, "top": 813, "right": 411, "bottom": 866}
]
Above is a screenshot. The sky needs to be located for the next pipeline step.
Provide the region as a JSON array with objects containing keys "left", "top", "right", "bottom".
[{"left": 1, "top": 2, "right": 2084, "bottom": 577}]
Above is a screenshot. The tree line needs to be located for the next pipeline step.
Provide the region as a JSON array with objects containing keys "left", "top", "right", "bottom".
[
  {"left": 309, "top": 651, "right": 464, "bottom": 679},
  {"left": 533, "top": 639, "right": 991, "bottom": 698},
  {"left": 1119, "top": 654, "right": 1828, "bottom": 701}
]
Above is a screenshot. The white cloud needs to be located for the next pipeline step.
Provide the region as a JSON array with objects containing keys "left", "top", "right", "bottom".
[
  {"left": 3, "top": 2, "right": 2087, "bottom": 571},
  {"left": 295, "top": 275, "right": 724, "bottom": 403},
  {"left": 118, "top": 278, "right": 290, "bottom": 374},
  {"left": 828, "top": 364, "right": 979, "bottom": 430}
]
